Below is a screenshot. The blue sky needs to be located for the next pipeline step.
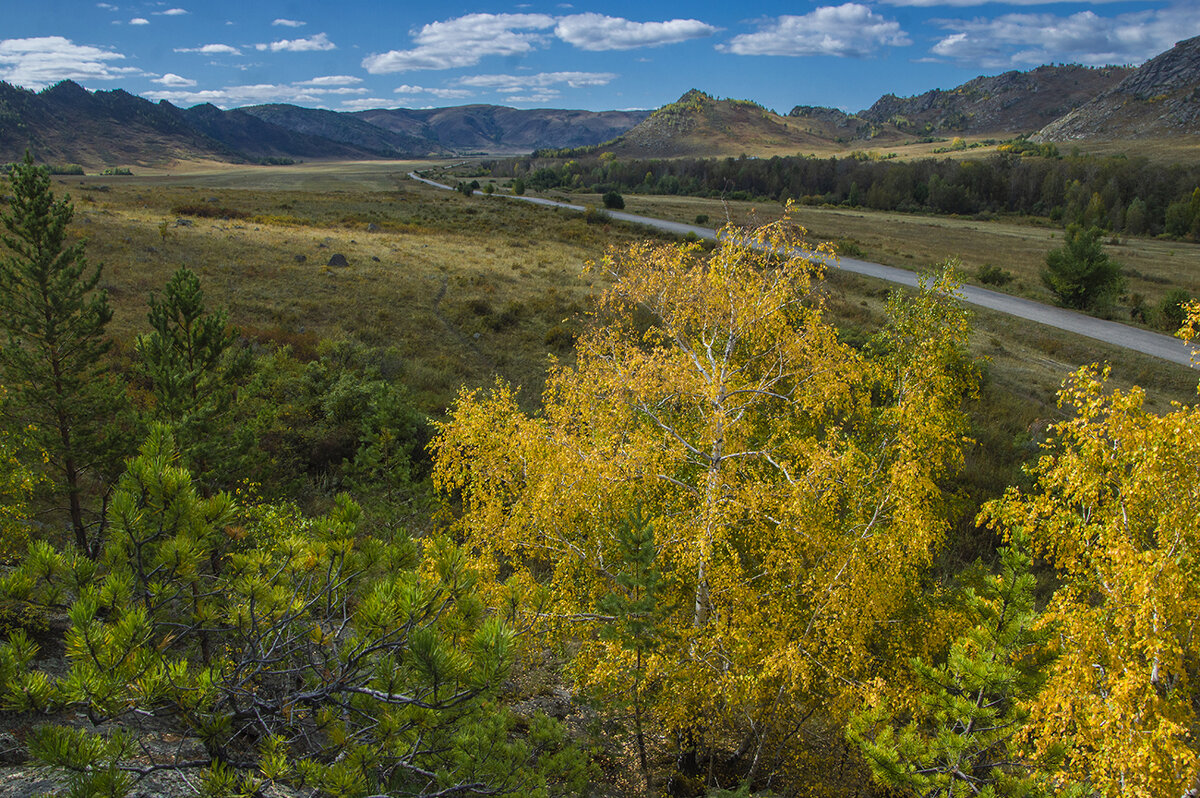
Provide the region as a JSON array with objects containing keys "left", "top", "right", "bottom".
[{"left": 2, "top": 1, "right": 1198, "bottom": 114}]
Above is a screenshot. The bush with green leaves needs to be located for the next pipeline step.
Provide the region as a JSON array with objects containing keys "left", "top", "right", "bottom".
[
  {"left": 602, "top": 190, "right": 624, "bottom": 210},
  {"left": 1, "top": 426, "right": 588, "bottom": 797},
  {"left": 1041, "top": 225, "right": 1124, "bottom": 311},
  {"left": 233, "top": 340, "right": 430, "bottom": 511}
]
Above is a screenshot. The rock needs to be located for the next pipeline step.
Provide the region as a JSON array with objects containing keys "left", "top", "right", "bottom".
[
  {"left": 327, "top": 253, "right": 350, "bottom": 268},
  {"left": 206, "top": 197, "right": 219, "bottom": 203},
  {"left": 294, "top": 254, "right": 307, "bottom": 263},
  {"left": 371, "top": 256, "right": 380, "bottom": 262},
  {"left": 367, "top": 223, "right": 380, "bottom": 232},
  {"left": 0, "top": 733, "right": 28, "bottom": 765},
  {"left": 173, "top": 218, "right": 193, "bottom": 227}
]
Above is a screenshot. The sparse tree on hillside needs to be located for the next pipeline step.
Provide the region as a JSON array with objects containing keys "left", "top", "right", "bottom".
[{"left": 0, "top": 153, "right": 131, "bottom": 554}]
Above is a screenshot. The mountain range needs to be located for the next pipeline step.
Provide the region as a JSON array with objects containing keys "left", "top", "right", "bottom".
[{"left": 1, "top": 34, "right": 1198, "bottom": 168}]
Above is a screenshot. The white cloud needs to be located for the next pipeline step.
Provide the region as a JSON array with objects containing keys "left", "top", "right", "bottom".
[
  {"left": 504, "top": 92, "right": 559, "bottom": 104},
  {"left": 255, "top": 32, "right": 335, "bottom": 52},
  {"left": 152, "top": 72, "right": 196, "bottom": 86},
  {"left": 883, "top": 0, "right": 1144, "bottom": 5},
  {"left": 339, "top": 97, "right": 393, "bottom": 111},
  {"left": 554, "top": 13, "right": 717, "bottom": 50},
  {"left": 176, "top": 43, "right": 241, "bottom": 55},
  {"left": 155, "top": 8, "right": 188, "bottom": 15},
  {"left": 130, "top": 17, "right": 149, "bottom": 25},
  {"left": 0, "top": 36, "right": 142, "bottom": 88},
  {"left": 362, "top": 13, "right": 555, "bottom": 73},
  {"left": 457, "top": 71, "right": 617, "bottom": 92},
  {"left": 296, "top": 75, "right": 362, "bottom": 86},
  {"left": 719, "top": 4, "right": 911, "bottom": 57},
  {"left": 272, "top": 18, "right": 306, "bottom": 27},
  {"left": 146, "top": 82, "right": 367, "bottom": 108},
  {"left": 96, "top": 2, "right": 118, "bottom": 9},
  {"left": 929, "top": 5, "right": 1200, "bottom": 68},
  {"left": 393, "top": 84, "right": 474, "bottom": 99}
]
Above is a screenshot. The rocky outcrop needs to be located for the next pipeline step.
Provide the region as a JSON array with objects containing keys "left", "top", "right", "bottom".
[
  {"left": 860, "top": 65, "right": 1130, "bottom": 136},
  {"left": 1036, "top": 36, "right": 1200, "bottom": 141}
]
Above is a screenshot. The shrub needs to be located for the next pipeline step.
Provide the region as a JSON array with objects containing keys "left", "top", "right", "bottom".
[
  {"left": 602, "top": 190, "right": 624, "bottom": 210},
  {"left": 695, "top": 214, "right": 709, "bottom": 225},
  {"left": 1041, "top": 225, "right": 1125, "bottom": 311},
  {"left": 978, "top": 264, "right": 1014, "bottom": 286},
  {"left": 171, "top": 203, "right": 250, "bottom": 219},
  {"left": 1158, "top": 288, "right": 1193, "bottom": 331}
]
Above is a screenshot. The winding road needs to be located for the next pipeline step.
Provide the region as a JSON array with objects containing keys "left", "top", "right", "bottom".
[{"left": 409, "top": 172, "right": 1196, "bottom": 368}]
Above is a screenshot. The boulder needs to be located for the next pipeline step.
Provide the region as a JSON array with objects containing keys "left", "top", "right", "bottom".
[{"left": 327, "top": 253, "right": 350, "bottom": 268}]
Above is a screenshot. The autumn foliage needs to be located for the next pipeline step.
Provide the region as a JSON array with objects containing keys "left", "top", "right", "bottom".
[{"left": 434, "top": 217, "right": 977, "bottom": 789}]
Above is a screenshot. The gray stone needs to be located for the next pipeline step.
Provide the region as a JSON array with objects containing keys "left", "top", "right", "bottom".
[
  {"left": 294, "top": 254, "right": 307, "bottom": 263},
  {"left": 367, "top": 223, "right": 380, "bottom": 232},
  {"left": 327, "top": 253, "right": 350, "bottom": 268},
  {"left": 0, "top": 733, "right": 27, "bottom": 765}
]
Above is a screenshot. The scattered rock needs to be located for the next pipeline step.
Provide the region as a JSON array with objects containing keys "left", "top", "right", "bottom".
[
  {"left": 327, "top": 253, "right": 350, "bottom": 268},
  {"left": 173, "top": 218, "right": 193, "bottom": 227},
  {"left": 294, "top": 254, "right": 307, "bottom": 263},
  {"left": 371, "top": 256, "right": 380, "bottom": 262},
  {"left": 472, "top": 332, "right": 481, "bottom": 340},
  {"left": 367, "top": 223, "right": 380, "bottom": 232},
  {"left": 206, "top": 197, "right": 219, "bottom": 203},
  {"left": 0, "top": 732, "right": 28, "bottom": 765},
  {"left": 317, "top": 242, "right": 327, "bottom": 248}
]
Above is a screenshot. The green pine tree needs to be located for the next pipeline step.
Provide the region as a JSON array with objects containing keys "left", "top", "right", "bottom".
[
  {"left": 0, "top": 152, "right": 132, "bottom": 554},
  {"left": 135, "top": 266, "right": 249, "bottom": 488},
  {"left": 848, "top": 542, "right": 1065, "bottom": 798},
  {"left": 1041, "top": 225, "right": 1125, "bottom": 311}
]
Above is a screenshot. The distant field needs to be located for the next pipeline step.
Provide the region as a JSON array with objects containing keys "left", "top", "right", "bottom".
[
  {"left": 75, "top": 159, "right": 449, "bottom": 192},
  {"left": 56, "top": 165, "right": 1198, "bottom": 423}
]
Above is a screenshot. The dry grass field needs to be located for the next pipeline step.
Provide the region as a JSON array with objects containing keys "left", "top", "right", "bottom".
[{"left": 56, "top": 161, "right": 1198, "bottom": 428}]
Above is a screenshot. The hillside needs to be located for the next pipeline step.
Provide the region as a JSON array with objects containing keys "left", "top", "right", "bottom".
[
  {"left": 1035, "top": 35, "right": 1200, "bottom": 142},
  {"left": 859, "top": 64, "right": 1131, "bottom": 137},
  {"left": 238, "top": 104, "right": 443, "bottom": 157},
  {"left": 594, "top": 90, "right": 895, "bottom": 158},
  {"left": 0, "top": 81, "right": 387, "bottom": 167},
  {"left": 351, "top": 105, "right": 649, "bottom": 154},
  {"left": 0, "top": 80, "right": 233, "bottom": 166}
]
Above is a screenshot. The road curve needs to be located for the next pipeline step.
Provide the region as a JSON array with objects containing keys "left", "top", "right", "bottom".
[{"left": 408, "top": 172, "right": 1196, "bottom": 368}]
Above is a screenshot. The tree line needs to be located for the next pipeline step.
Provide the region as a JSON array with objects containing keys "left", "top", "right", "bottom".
[{"left": 485, "top": 145, "right": 1200, "bottom": 239}]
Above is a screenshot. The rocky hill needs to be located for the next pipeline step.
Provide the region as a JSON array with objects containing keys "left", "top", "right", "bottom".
[
  {"left": 351, "top": 105, "right": 649, "bottom": 154},
  {"left": 859, "top": 64, "right": 1131, "bottom": 137},
  {"left": 1035, "top": 35, "right": 1200, "bottom": 141},
  {"left": 595, "top": 90, "right": 892, "bottom": 158}
]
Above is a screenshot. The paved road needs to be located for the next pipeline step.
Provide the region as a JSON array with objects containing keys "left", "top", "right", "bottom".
[{"left": 409, "top": 172, "right": 1196, "bottom": 367}]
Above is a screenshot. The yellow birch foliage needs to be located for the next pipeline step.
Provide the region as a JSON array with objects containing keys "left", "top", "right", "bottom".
[
  {"left": 983, "top": 353, "right": 1200, "bottom": 797},
  {"left": 433, "top": 218, "right": 974, "bottom": 775}
]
